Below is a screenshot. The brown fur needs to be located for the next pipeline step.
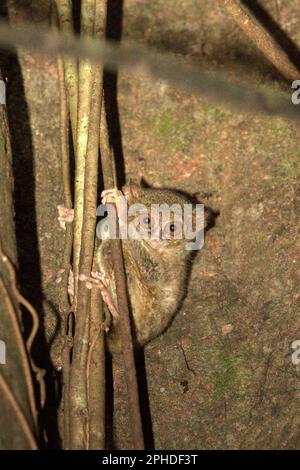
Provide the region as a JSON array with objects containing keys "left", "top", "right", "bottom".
[{"left": 97, "top": 182, "right": 198, "bottom": 353}]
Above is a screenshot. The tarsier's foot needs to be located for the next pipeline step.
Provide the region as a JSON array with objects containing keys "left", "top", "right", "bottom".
[
  {"left": 56, "top": 267, "right": 74, "bottom": 298},
  {"left": 57, "top": 205, "right": 74, "bottom": 230},
  {"left": 68, "top": 268, "right": 74, "bottom": 297},
  {"left": 56, "top": 268, "right": 65, "bottom": 284},
  {"left": 79, "top": 271, "right": 120, "bottom": 320}
]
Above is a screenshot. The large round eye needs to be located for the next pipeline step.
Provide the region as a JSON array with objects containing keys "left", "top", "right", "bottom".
[
  {"left": 143, "top": 216, "right": 151, "bottom": 225},
  {"left": 139, "top": 213, "right": 152, "bottom": 232},
  {"left": 163, "top": 221, "right": 182, "bottom": 239}
]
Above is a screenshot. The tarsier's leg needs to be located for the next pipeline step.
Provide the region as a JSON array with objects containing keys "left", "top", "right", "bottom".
[{"left": 57, "top": 205, "right": 74, "bottom": 230}]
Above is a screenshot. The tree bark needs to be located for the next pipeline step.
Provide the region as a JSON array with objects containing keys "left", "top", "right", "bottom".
[{"left": 0, "top": 97, "right": 38, "bottom": 449}]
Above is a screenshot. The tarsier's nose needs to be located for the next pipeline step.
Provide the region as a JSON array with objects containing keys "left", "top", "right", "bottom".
[{"left": 148, "top": 238, "right": 166, "bottom": 250}]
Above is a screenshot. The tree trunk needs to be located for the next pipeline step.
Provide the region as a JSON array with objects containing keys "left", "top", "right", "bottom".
[{"left": 0, "top": 99, "right": 38, "bottom": 449}]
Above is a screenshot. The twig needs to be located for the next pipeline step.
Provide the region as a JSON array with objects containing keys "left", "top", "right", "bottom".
[
  {"left": 54, "top": 0, "right": 78, "bottom": 142},
  {"left": 100, "top": 100, "right": 116, "bottom": 188},
  {"left": 57, "top": 57, "right": 72, "bottom": 210},
  {"left": 100, "top": 88, "right": 145, "bottom": 451},
  {"left": 57, "top": 52, "right": 73, "bottom": 312},
  {"left": 72, "top": 0, "right": 95, "bottom": 309},
  {"left": 61, "top": 313, "right": 73, "bottom": 449},
  {"left": 56, "top": 48, "right": 73, "bottom": 287},
  {"left": 70, "top": 63, "right": 102, "bottom": 449},
  {"left": 0, "top": 243, "right": 45, "bottom": 413},
  {"left": 0, "top": 21, "right": 298, "bottom": 120},
  {"left": 56, "top": 51, "right": 73, "bottom": 448},
  {"left": 222, "top": 0, "right": 299, "bottom": 82},
  {"left": 56, "top": 0, "right": 106, "bottom": 450},
  {"left": 85, "top": 1, "right": 106, "bottom": 451},
  {"left": 111, "top": 241, "right": 145, "bottom": 450},
  {"left": 86, "top": 285, "right": 105, "bottom": 450},
  {"left": 69, "top": 0, "right": 105, "bottom": 447}
]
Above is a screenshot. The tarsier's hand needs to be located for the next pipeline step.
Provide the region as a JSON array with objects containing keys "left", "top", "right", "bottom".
[{"left": 57, "top": 205, "right": 74, "bottom": 230}]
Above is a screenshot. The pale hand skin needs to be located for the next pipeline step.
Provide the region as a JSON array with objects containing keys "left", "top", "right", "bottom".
[{"left": 57, "top": 205, "right": 74, "bottom": 230}]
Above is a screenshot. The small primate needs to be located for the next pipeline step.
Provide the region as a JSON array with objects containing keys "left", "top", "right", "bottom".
[{"left": 58, "top": 181, "right": 205, "bottom": 353}]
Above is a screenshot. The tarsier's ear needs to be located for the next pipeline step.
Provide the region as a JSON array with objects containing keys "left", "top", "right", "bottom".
[
  {"left": 193, "top": 193, "right": 219, "bottom": 231},
  {"left": 192, "top": 196, "right": 209, "bottom": 231},
  {"left": 139, "top": 177, "right": 152, "bottom": 188}
]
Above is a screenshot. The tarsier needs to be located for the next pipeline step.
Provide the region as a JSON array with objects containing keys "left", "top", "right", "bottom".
[{"left": 58, "top": 182, "right": 205, "bottom": 353}]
